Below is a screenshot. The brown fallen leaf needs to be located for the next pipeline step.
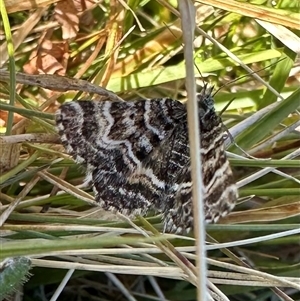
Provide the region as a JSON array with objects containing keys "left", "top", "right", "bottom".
[
  {"left": 0, "top": 143, "right": 21, "bottom": 174},
  {"left": 54, "top": 0, "right": 80, "bottom": 40},
  {"left": 3, "top": 0, "right": 60, "bottom": 14},
  {"left": 23, "top": 40, "right": 69, "bottom": 76}
]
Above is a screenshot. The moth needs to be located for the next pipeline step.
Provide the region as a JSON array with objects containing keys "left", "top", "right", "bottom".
[{"left": 55, "top": 87, "right": 238, "bottom": 233}]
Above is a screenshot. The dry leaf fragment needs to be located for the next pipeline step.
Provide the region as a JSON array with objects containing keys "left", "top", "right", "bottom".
[
  {"left": 23, "top": 40, "right": 69, "bottom": 75},
  {"left": 54, "top": 0, "right": 80, "bottom": 40}
]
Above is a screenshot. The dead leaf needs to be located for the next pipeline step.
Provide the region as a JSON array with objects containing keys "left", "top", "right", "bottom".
[
  {"left": 73, "top": 0, "right": 94, "bottom": 12},
  {"left": 0, "top": 143, "right": 21, "bottom": 173},
  {"left": 54, "top": 0, "right": 80, "bottom": 40},
  {"left": 23, "top": 40, "right": 69, "bottom": 75},
  {"left": 3, "top": 0, "right": 60, "bottom": 14}
]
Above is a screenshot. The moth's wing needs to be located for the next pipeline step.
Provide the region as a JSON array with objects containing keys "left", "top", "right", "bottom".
[
  {"left": 55, "top": 99, "right": 185, "bottom": 216},
  {"left": 124, "top": 117, "right": 191, "bottom": 218},
  {"left": 163, "top": 89, "right": 238, "bottom": 234}
]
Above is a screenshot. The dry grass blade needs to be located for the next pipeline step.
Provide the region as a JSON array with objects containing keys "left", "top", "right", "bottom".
[
  {"left": 178, "top": 1, "right": 208, "bottom": 300},
  {"left": 199, "top": 0, "right": 300, "bottom": 29}
]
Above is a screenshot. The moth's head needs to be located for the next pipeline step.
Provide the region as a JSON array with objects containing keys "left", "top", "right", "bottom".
[
  {"left": 196, "top": 86, "right": 220, "bottom": 129},
  {"left": 197, "top": 85, "right": 215, "bottom": 112}
]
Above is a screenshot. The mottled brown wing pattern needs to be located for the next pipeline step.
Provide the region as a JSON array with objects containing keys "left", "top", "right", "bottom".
[{"left": 55, "top": 87, "right": 238, "bottom": 234}]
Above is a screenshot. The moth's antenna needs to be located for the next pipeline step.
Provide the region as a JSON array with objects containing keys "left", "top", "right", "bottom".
[
  {"left": 213, "top": 58, "right": 286, "bottom": 97},
  {"left": 164, "top": 21, "right": 207, "bottom": 90},
  {"left": 194, "top": 62, "right": 206, "bottom": 87},
  {"left": 217, "top": 94, "right": 236, "bottom": 116}
]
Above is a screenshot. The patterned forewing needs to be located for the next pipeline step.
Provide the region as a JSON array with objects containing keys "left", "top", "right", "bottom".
[{"left": 56, "top": 99, "right": 185, "bottom": 217}]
